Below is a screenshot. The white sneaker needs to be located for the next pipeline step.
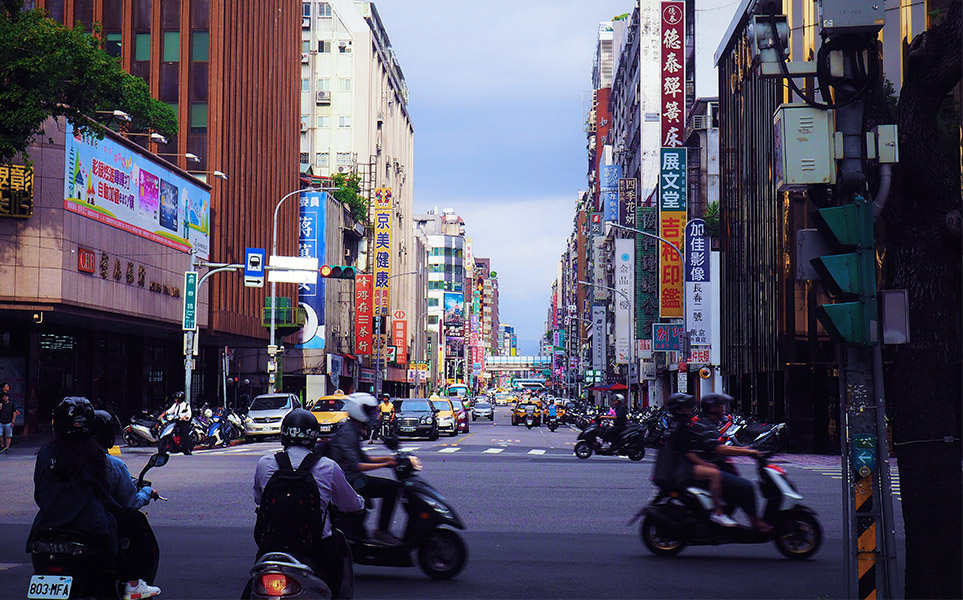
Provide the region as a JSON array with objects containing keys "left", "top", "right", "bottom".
[
  {"left": 710, "top": 513, "right": 738, "bottom": 527},
  {"left": 124, "top": 579, "right": 161, "bottom": 600}
]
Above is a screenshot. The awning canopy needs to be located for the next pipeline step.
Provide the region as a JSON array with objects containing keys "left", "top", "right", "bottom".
[{"left": 587, "top": 382, "right": 628, "bottom": 392}]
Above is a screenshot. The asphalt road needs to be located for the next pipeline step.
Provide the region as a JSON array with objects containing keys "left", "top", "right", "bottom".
[{"left": 0, "top": 406, "right": 905, "bottom": 599}]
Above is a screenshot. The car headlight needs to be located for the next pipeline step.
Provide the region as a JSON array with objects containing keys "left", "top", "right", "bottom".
[
  {"left": 420, "top": 415, "right": 434, "bottom": 424},
  {"left": 245, "top": 417, "right": 253, "bottom": 424}
]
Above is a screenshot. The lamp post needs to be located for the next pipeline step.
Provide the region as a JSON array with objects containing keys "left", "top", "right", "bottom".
[
  {"left": 578, "top": 280, "right": 634, "bottom": 409},
  {"left": 268, "top": 186, "right": 339, "bottom": 392},
  {"left": 565, "top": 315, "right": 590, "bottom": 401},
  {"left": 415, "top": 309, "right": 442, "bottom": 396},
  {"left": 373, "top": 270, "right": 421, "bottom": 398}
]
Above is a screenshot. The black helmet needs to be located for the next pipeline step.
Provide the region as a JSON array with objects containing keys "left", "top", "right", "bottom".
[
  {"left": 665, "top": 393, "right": 696, "bottom": 416},
  {"left": 92, "top": 410, "right": 117, "bottom": 450},
  {"left": 701, "top": 393, "right": 733, "bottom": 410},
  {"left": 171, "top": 391, "right": 186, "bottom": 403},
  {"left": 280, "top": 408, "right": 320, "bottom": 447},
  {"left": 53, "top": 397, "right": 95, "bottom": 439}
]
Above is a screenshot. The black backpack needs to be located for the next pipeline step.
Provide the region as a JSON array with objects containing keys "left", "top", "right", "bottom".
[{"left": 254, "top": 451, "right": 325, "bottom": 551}]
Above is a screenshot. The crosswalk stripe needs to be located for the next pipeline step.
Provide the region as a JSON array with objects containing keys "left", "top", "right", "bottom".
[
  {"left": 528, "top": 449, "right": 545, "bottom": 455},
  {"left": 483, "top": 448, "right": 504, "bottom": 454},
  {"left": 438, "top": 447, "right": 460, "bottom": 453}
]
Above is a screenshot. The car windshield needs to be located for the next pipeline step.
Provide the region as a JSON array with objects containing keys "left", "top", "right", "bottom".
[
  {"left": 450, "top": 400, "right": 464, "bottom": 411},
  {"left": 310, "top": 398, "right": 344, "bottom": 412},
  {"left": 475, "top": 402, "right": 491, "bottom": 409},
  {"left": 431, "top": 400, "right": 451, "bottom": 411},
  {"left": 396, "top": 399, "right": 432, "bottom": 412},
  {"left": 250, "top": 395, "right": 291, "bottom": 411}
]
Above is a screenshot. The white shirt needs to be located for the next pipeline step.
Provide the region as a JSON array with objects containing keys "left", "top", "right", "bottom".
[
  {"left": 166, "top": 401, "right": 191, "bottom": 421},
  {"left": 253, "top": 446, "right": 365, "bottom": 538}
]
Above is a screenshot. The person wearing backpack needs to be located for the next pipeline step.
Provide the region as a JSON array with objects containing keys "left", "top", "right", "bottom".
[{"left": 253, "top": 409, "right": 364, "bottom": 598}]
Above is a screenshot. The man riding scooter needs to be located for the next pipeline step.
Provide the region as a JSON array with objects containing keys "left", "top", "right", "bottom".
[{"left": 601, "top": 395, "right": 627, "bottom": 449}]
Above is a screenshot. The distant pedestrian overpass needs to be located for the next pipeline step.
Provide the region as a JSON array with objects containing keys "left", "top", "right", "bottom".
[{"left": 484, "top": 355, "right": 551, "bottom": 372}]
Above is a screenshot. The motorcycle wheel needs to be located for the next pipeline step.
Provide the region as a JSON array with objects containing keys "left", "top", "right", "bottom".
[
  {"left": 574, "top": 441, "right": 592, "bottom": 459},
  {"left": 773, "top": 510, "right": 822, "bottom": 559},
  {"left": 417, "top": 527, "right": 467, "bottom": 580},
  {"left": 122, "top": 427, "right": 140, "bottom": 447},
  {"left": 640, "top": 515, "right": 685, "bottom": 556},
  {"left": 628, "top": 448, "right": 646, "bottom": 461}
]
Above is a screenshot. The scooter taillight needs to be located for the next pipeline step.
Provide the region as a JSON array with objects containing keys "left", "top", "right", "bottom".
[
  {"left": 766, "top": 464, "right": 786, "bottom": 475},
  {"left": 255, "top": 573, "right": 301, "bottom": 597}
]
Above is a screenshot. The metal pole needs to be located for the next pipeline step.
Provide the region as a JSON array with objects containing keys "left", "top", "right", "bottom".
[{"left": 577, "top": 281, "right": 633, "bottom": 408}]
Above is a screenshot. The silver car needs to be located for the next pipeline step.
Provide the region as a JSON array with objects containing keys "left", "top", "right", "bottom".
[
  {"left": 243, "top": 393, "right": 301, "bottom": 440},
  {"left": 472, "top": 400, "right": 494, "bottom": 421}
]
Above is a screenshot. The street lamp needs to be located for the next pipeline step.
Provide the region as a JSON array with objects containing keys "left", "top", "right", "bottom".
[
  {"left": 578, "top": 280, "right": 634, "bottom": 409},
  {"left": 188, "top": 170, "right": 228, "bottom": 181},
  {"left": 373, "top": 270, "right": 421, "bottom": 398},
  {"left": 123, "top": 131, "right": 168, "bottom": 145},
  {"left": 159, "top": 152, "right": 201, "bottom": 163},
  {"left": 267, "top": 186, "right": 340, "bottom": 392}
]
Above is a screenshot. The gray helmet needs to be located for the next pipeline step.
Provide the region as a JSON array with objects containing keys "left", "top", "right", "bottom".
[
  {"left": 701, "top": 393, "right": 733, "bottom": 410},
  {"left": 665, "top": 393, "right": 696, "bottom": 415},
  {"left": 53, "top": 397, "right": 95, "bottom": 439},
  {"left": 280, "top": 408, "right": 320, "bottom": 447}
]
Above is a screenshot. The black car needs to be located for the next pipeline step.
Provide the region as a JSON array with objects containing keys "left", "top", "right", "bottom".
[{"left": 393, "top": 398, "right": 439, "bottom": 441}]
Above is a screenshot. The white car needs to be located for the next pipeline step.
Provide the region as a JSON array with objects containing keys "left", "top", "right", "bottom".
[{"left": 243, "top": 393, "right": 301, "bottom": 440}]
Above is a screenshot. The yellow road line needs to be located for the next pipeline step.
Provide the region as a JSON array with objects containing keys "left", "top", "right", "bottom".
[{"left": 451, "top": 429, "right": 481, "bottom": 445}]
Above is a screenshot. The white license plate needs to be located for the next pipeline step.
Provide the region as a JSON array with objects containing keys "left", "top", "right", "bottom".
[
  {"left": 28, "top": 575, "right": 72, "bottom": 599},
  {"left": 400, "top": 427, "right": 415, "bottom": 433},
  {"left": 319, "top": 425, "right": 331, "bottom": 432}
]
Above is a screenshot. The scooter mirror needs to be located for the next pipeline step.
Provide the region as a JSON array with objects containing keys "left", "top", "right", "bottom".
[{"left": 149, "top": 452, "right": 170, "bottom": 468}]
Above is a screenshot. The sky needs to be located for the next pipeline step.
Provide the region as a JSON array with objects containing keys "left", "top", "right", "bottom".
[{"left": 371, "top": 0, "right": 633, "bottom": 355}]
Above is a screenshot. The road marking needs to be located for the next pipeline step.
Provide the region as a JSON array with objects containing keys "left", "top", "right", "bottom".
[
  {"left": 438, "top": 447, "right": 461, "bottom": 453},
  {"left": 528, "top": 449, "right": 545, "bottom": 455},
  {"left": 451, "top": 430, "right": 480, "bottom": 445},
  {"left": 483, "top": 448, "right": 504, "bottom": 454},
  {"left": 0, "top": 563, "right": 24, "bottom": 571}
]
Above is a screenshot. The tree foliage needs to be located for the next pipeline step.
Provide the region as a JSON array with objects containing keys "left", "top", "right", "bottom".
[
  {"left": 330, "top": 172, "right": 369, "bottom": 224},
  {"left": 0, "top": 0, "right": 176, "bottom": 162},
  {"left": 703, "top": 199, "right": 720, "bottom": 240}
]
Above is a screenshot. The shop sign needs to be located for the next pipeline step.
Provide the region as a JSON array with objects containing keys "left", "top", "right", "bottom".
[
  {"left": 684, "top": 219, "right": 710, "bottom": 346},
  {"left": 354, "top": 274, "right": 373, "bottom": 355},
  {"left": 659, "top": 148, "right": 686, "bottom": 318},
  {"left": 297, "top": 192, "right": 326, "bottom": 349},
  {"left": 78, "top": 247, "right": 96, "bottom": 273},
  {"left": 0, "top": 163, "right": 34, "bottom": 218},
  {"left": 660, "top": 1, "right": 686, "bottom": 149},
  {"left": 392, "top": 319, "right": 407, "bottom": 364},
  {"left": 359, "top": 367, "right": 374, "bottom": 383}
]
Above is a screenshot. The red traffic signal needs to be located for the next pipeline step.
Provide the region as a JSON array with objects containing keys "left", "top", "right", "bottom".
[{"left": 319, "top": 265, "right": 357, "bottom": 279}]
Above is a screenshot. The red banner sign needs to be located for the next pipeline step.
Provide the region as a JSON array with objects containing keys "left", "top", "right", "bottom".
[
  {"left": 392, "top": 319, "right": 407, "bottom": 364},
  {"left": 77, "top": 247, "right": 96, "bottom": 273},
  {"left": 660, "top": 1, "right": 686, "bottom": 148},
  {"left": 354, "top": 275, "right": 373, "bottom": 355}
]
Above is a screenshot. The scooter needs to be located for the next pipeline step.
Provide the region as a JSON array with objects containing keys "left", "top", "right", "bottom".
[
  {"left": 574, "top": 420, "right": 647, "bottom": 461},
  {"left": 27, "top": 453, "right": 169, "bottom": 599},
  {"left": 525, "top": 409, "right": 535, "bottom": 429},
  {"left": 331, "top": 436, "right": 468, "bottom": 580},
  {"left": 122, "top": 412, "right": 161, "bottom": 447},
  {"left": 720, "top": 415, "right": 786, "bottom": 453},
  {"left": 204, "top": 409, "right": 230, "bottom": 448},
  {"left": 546, "top": 414, "right": 559, "bottom": 432},
  {"left": 158, "top": 416, "right": 196, "bottom": 455},
  {"left": 242, "top": 551, "right": 339, "bottom": 600},
  {"left": 632, "top": 452, "right": 822, "bottom": 559}
]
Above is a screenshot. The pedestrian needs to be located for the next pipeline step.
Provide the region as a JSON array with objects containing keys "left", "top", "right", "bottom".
[{"left": 0, "top": 386, "right": 20, "bottom": 453}]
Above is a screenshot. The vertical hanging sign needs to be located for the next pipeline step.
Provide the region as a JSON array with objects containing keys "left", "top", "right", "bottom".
[
  {"left": 392, "top": 319, "right": 408, "bottom": 365},
  {"left": 684, "top": 219, "right": 711, "bottom": 347},
  {"left": 601, "top": 164, "right": 621, "bottom": 222},
  {"left": 373, "top": 188, "right": 393, "bottom": 317},
  {"left": 660, "top": 1, "right": 686, "bottom": 149},
  {"left": 618, "top": 178, "right": 638, "bottom": 228},
  {"left": 354, "top": 274, "right": 373, "bottom": 355},
  {"left": 297, "top": 192, "right": 326, "bottom": 349},
  {"left": 614, "top": 238, "right": 635, "bottom": 364},
  {"left": 592, "top": 305, "right": 607, "bottom": 371}
]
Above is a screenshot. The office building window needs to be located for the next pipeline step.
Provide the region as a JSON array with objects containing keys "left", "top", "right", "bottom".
[
  {"left": 315, "top": 152, "right": 329, "bottom": 167},
  {"left": 338, "top": 115, "right": 351, "bottom": 128},
  {"left": 302, "top": 2, "right": 311, "bottom": 17},
  {"left": 318, "top": 40, "right": 330, "bottom": 53},
  {"left": 318, "top": 2, "right": 331, "bottom": 17},
  {"left": 317, "top": 78, "right": 330, "bottom": 91},
  {"left": 162, "top": 32, "right": 179, "bottom": 62},
  {"left": 317, "top": 115, "right": 330, "bottom": 128},
  {"left": 301, "top": 39, "right": 311, "bottom": 53},
  {"left": 338, "top": 40, "right": 352, "bottom": 53},
  {"left": 299, "top": 152, "right": 310, "bottom": 164},
  {"left": 191, "top": 31, "right": 209, "bottom": 61},
  {"left": 190, "top": 102, "right": 208, "bottom": 132},
  {"left": 134, "top": 33, "right": 151, "bottom": 61},
  {"left": 105, "top": 33, "right": 122, "bottom": 57},
  {"left": 301, "top": 78, "right": 310, "bottom": 92},
  {"left": 428, "top": 315, "right": 439, "bottom": 325},
  {"left": 300, "top": 114, "right": 309, "bottom": 127},
  {"left": 336, "top": 152, "right": 353, "bottom": 166},
  {"left": 428, "top": 298, "right": 439, "bottom": 307},
  {"left": 429, "top": 281, "right": 444, "bottom": 290},
  {"left": 337, "top": 78, "right": 352, "bottom": 92}
]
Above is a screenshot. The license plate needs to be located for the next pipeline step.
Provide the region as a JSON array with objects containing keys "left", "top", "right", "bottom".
[
  {"left": 319, "top": 425, "right": 331, "bottom": 432},
  {"left": 400, "top": 427, "right": 415, "bottom": 433},
  {"left": 28, "top": 575, "right": 72, "bottom": 600}
]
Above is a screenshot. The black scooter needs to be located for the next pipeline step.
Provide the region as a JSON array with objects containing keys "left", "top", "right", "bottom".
[
  {"left": 574, "top": 420, "right": 647, "bottom": 461},
  {"left": 546, "top": 414, "right": 559, "bottom": 432},
  {"left": 27, "top": 453, "right": 169, "bottom": 599},
  {"left": 632, "top": 453, "right": 822, "bottom": 559},
  {"left": 331, "top": 437, "right": 468, "bottom": 579}
]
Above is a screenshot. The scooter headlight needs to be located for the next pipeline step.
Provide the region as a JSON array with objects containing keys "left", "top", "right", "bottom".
[{"left": 255, "top": 572, "right": 301, "bottom": 597}]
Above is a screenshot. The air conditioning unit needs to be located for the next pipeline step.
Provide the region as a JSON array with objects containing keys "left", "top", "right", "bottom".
[
  {"left": 300, "top": 122, "right": 307, "bottom": 133},
  {"left": 692, "top": 114, "right": 710, "bottom": 130},
  {"left": 301, "top": 53, "right": 309, "bottom": 64},
  {"left": 301, "top": 16, "right": 311, "bottom": 29},
  {"left": 316, "top": 91, "right": 331, "bottom": 104},
  {"left": 337, "top": 166, "right": 348, "bottom": 173}
]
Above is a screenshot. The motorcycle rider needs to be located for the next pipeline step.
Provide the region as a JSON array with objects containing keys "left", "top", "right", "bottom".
[
  {"left": 253, "top": 409, "right": 364, "bottom": 598},
  {"left": 662, "top": 392, "right": 736, "bottom": 527},
  {"left": 602, "top": 394, "right": 627, "bottom": 448},
  {"left": 30, "top": 397, "right": 161, "bottom": 600},
  {"left": 692, "top": 393, "right": 772, "bottom": 532},
  {"left": 546, "top": 400, "right": 558, "bottom": 425},
  {"left": 370, "top": 394, "right": 394, "bottom": 442},
  {"left": 328, "top": 393, "right": 401, "bottom": 545},
  {"left": 163, "top": 392, "right": 192, "bottom": 455}
]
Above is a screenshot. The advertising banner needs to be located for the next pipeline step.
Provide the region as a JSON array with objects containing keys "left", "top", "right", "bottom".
[
  {"left": 660, "top": 1, "right": 686, "bottom": 149},
  {"left": 0, "top": 163, "right": 33, "bottom": 218},
  {"left": 614, "top": 238, "right": 634, "bottom": 364},
  {"left": 684, "top": 219, "right": 710, "bottom": 347},
  {"left": 592, "top": 305, "right": 607, "bottom": 370},
  {"left": 297, "top": 192, "right": 326, "bottom": 349},
  {"left": 392, "top": 319, "right": 407, "bottom": 365},
  {"left": 601, "top": 164, "right": 621, "bottom": 223},
  {"left": 63, "top": 122, "right": 210, "bottom": 259},
  {"left": 372, "top": 188, "right": 392, "bottom": 317},
  {"left": 354, "top": 275, "right": 373, "bottom": 355},
  {"left": 659, "top": 148, "right": 686, "bottom": 318},
  {"left": 589, "top": 211, "right": 603, "bottom": 235},
  {"left": 618, "top": 178, "right": 639, "bottom": 228},
  {"left": 443, "top": 292, "right": 464, "bottom": 326},
  {"left": 636, "top": 207, "right": 659, "bottom": 338}
]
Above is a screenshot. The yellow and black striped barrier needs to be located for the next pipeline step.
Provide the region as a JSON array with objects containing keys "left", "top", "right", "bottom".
[{"left": 855, "top": 476, "right": 877, "bottom": 600}]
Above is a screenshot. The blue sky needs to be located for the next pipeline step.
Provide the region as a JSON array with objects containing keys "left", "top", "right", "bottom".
[{"left": 372, "top": 0, "right": 633, "bottom": 354}]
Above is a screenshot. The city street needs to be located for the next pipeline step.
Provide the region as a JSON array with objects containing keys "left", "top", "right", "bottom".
[{"left": 0, "top": 407, "right": 905, "bottom": 599}]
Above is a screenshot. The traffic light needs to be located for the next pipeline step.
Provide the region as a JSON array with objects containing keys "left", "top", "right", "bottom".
[
  {"left": 810, "top": 195, "right": 878, "bottom": 345},
  {"left": 319, "top": 265, "right": 356, "bottom": 279}
]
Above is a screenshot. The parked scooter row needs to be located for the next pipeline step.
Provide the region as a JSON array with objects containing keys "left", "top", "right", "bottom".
[{"left": 121, "top": 406, "right": 243, "bottom": 453}]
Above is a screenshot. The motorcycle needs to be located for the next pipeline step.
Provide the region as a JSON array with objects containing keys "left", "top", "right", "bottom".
[
  {"left": 27, "top": 453, "right": 169, "bottom": 599},
  {"left": 573, "top": 420, "right": 647, "bottom": 461},
  {"left": 242, "top": 550, "right": 341, "bottom": 600},
  {"left": 122, "top": 412, "right": 161, "bottom": 447},
  {"left": 331, "top": 436, "right": 468, "bottom": 580},
  {"left": 524, "top": 407, "right": 535, "bottom": 430},
  {"left": 204, "top": 409, "right": 231, "bottom": 448},
  {"left": 546, "top": 414, "right": 559, "bottom": 432},
  {"left": 157, "top": 416, "right": 196, "bottom": 455},
  {"left": 632, "top": 452, "right": 822, "bottom": 559},
  {"left": 719, "top": 414, "right": 786, "bottom": 453}
]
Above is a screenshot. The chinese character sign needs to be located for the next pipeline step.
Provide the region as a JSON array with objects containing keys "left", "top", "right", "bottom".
[
  {"left": 354, "top": 275, "right": 373, "bottom": 355},
  {"left": 0, "top": 164, "right": 34, "bottom": 218},
  {"left": 614, "top": 238, "right": 634, "bottom": 364},
  {"left": 684, "top": 218, "right": 711, "bottom": 347},
  {"left": 618, "top": 178, "right": 638, "bottom": 228},
  {"left": 602, "top": 164, "right": 621, "bottom": 222},
  {"left": 636, "top": 206, "right": 660, "bottom": 338},
  {"left": 372, "top": 188, "right": 393, "bottom": 317},
  {"left": 660, "top": 148, "right": 687, "bottom": 318},
  {"left": 592, "top": 305, "right": 607, "bottom": 370},
  {"left": 297, "top": 192, "right": 327, "bottom": 349},
  {"left": 392, "top": 319, "right": 407, "bottom": 364},
  {"left": 661, "top": 1, "right": 686, "bottom": 149}
]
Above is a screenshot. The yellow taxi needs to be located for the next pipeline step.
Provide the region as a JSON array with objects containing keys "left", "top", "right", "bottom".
[
  {"left": 429, "top": 394, "right": 458, "bottom": 437},
  {"left": 511, "top": 399, "right": 542, "bottom": 426},
  {"left": 307, "top": 390, "right": 349, "bottom": 436}
]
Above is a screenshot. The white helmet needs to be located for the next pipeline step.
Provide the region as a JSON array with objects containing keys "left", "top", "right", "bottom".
[
  {"left": 345, "top": 392, "right": 378, "bottom": 423},
  {"left": 204, "top": 408, "right": 213, "bottom": 418}
]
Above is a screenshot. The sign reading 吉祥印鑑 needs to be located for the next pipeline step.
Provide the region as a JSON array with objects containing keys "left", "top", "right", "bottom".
[{"left": 659, "top": 148, "right": 686, "bottom": 319}]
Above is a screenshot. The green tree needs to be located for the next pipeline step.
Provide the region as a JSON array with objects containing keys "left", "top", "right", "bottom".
[
  {"left": 0, "top": 0, "right": 176, "bottom": 162},
  {"left": 703, "top": 199, "right": 720, "bottom": 239},
  {"left": 330, "top": 172, "right": 369, "bottom": 224}
]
